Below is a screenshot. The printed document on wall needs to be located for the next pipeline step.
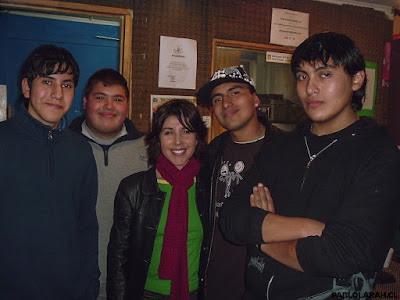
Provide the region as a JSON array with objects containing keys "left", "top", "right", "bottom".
[
  {"left": 270, "top": 8, "right": 309, "bottom": 47},
  {"left": 158, "top": 36, "right": 197, "bottom": 89}
]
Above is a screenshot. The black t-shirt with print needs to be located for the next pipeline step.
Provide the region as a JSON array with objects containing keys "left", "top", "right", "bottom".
[{"left": 205, "top": 135, "right": 265, "bottom": 300}]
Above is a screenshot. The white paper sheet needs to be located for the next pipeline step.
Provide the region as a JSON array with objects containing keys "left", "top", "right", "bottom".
[
  {"left": 270, "top": 8, "right": 309, "bottom": 47},
  {"left": 158, "top": 36, "right": 197, "bottom": 89}
]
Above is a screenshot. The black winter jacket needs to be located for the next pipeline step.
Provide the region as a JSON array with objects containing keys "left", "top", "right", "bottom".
[
  {"left": 205, "top": 129, "right": 278, "bottom": 298},
  {"left": 220, "top": 118, "right": 400, "bottom": 299},
  {"left": 207, "top": 131, "right": 229, "bottom": 202},
  {"left": 0, "top": 107, "right": 99, "bottom": 300},
  {"left": 107, "top": 166, "right": 213, "bottom": 300}
]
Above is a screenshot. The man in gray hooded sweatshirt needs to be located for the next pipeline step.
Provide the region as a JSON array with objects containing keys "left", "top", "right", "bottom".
[{"left": 69, "top": 68, "right": 148, "bottom": 300}]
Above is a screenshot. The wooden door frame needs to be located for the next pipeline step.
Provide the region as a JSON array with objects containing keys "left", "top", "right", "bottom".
[
  {"left": 210, "top": 38, "right": 294, "bottom": 140},
  {"left": 212, "top": 38, "right": 294, "bottom": 73},
  {"left": 0, "top": 0, "right": 134, "bottom": 118}
]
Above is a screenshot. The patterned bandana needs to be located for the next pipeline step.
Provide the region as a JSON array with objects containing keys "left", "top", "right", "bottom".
[{"left": 196, "top": 66, "right": 256, "bottom": 106}]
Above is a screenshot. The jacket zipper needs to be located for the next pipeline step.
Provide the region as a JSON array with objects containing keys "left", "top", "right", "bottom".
[
  {"left": 47, "top": 130, "right": 55, "bottom": 180},
  {"left": 203, "top": 154, "right": 221, "bottom": 291},
  {"left": 266, "top": 275, "right": 274, "bottom": 300},
  {"left": 300, "top": 163, "right": 310, "bottom": 191},
  {"left": 103, "top": 147, "right": 109, "bottom": 166}
]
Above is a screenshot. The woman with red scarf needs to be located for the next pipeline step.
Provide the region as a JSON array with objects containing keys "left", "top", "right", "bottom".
[{"left": 107, "top": 99, "right": 212, "bottom": 300}]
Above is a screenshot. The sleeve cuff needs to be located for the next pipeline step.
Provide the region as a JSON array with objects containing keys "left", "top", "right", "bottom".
[{"left": 246, "top": 207, "right": 269, "bottom": 244}]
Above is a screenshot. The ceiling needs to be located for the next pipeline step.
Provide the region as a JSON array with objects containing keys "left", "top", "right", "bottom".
[
  {"left": 321, "top": 0, "right": 398, "bottom": 7},
  {"left": 355, "top": 0, "right": 398, "bottom": 6},
  {"left": 315, "top": 0, "right": 399, "bottom": 19}
]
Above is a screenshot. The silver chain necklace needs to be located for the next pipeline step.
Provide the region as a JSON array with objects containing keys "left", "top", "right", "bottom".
[{"left": 304, "top": 136, "right": 338, "bottom": 167}]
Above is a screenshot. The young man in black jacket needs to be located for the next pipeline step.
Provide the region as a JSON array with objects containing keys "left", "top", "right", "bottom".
[
  {"left": 220, "top": 32, "right": 400, "bottom": 299},
  {"left": 0, "top": 45, "right": 99, "bottom": 299},
  {"left": 196, "top": 66, "right": 276, "bottom": 299}
]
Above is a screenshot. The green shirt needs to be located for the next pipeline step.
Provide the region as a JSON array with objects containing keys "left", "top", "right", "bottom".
[{"left": 144, "top": 179, "right": 203, "bottom": 295}]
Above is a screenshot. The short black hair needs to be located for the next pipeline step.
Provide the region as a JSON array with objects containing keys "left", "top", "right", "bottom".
[
  {"left": 19, "top": 44, "right": 79, "bottom": 105},
  {"left": 20, "top": 44, "right": 79, "bottom": 88},
  {"left": 84, "top": 68, "right": 128, "bottom": 99},
  {"left": 146, "top": 99, "right": 207, "bottom": 166},
  {"left": 291, "top": 32, "right": 366, "bottom": 111}
]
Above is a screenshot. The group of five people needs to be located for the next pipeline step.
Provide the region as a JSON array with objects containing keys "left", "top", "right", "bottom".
[{"left": 1, "top": 31, "right": 399, "bottom": 300}]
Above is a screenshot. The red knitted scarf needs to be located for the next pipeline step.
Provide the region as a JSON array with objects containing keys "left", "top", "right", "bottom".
[{"left": 156, "top": 153, "right": 200, "bottom": 300}]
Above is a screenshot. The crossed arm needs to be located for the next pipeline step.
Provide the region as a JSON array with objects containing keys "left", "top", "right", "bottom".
[
  {"left": 250, "top": 183, "right": 325, "bottom": 243},
  {"left": 220, "top": 140, "right": 400, "bottom": 277},
  {"left": 250, "top": 183, "right": 325, "bottom": 271}
]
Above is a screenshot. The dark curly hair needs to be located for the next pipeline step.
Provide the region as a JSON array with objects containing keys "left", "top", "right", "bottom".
[
  {"left": 291, "top": 32, "right": 366, "bottom": 111},
  {"left": 146, "top": 99, "right": 207, "bottom": 166}
]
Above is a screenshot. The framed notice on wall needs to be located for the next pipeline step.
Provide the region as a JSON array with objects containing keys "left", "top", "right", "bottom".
[{"left": 358, "top": 61, "right": 377, "bottom": 117}]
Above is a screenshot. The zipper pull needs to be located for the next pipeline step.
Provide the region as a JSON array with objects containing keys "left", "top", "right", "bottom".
[
  {"left": 302, "top": 155, "right": 315, "bottom": 190},
  {"left": 48, "top": 131, "right": 53, "bottom": 140},
  {"left": 307, "top": 154, "right": 316, "bottom": 167}
]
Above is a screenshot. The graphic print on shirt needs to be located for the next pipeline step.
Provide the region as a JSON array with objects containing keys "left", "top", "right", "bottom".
[
  {"left": 215, "top": 136, "right": 264, "bottom": 218},
  {"left": 248, "top": 255, "right": 266, "bottom": 274},
  {"left": 219, "top": 159, "right": 245, "bottom": 198},
  {"left": 215, "top": 159, "right": 245, "bottom": 218}
]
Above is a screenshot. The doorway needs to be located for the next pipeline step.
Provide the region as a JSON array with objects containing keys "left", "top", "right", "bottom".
[
  {"left": 0, "top": 10, "right": 120, "bottom": 123},
  {"left": 0, "top": 0, "right": 133, "bottom": 123},
  {"left": 210, "top": 39, "right": 304, "bottom": 141}
]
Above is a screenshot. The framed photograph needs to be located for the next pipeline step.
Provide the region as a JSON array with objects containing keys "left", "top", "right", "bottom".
[
  {"left": 150, "top": 95, "right": 196, "bottom": 120},
  {"left": 358, "top": 61, "right": 377, "bottom": 117}
]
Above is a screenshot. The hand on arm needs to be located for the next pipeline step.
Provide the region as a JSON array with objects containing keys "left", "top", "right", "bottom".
[
  {"left": 250, "top": 183, "right": 325, "bottom": 243},
  {"left": 250, "top": 183, "right": 275, "bottom": 212},
  {"left": 250, "top": 183, "right": 324, "bottom": 272}
]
